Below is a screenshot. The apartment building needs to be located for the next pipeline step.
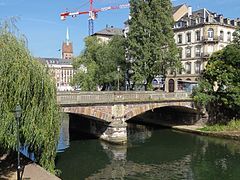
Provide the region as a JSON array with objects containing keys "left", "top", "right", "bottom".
[
  {"left": 124, "top": 4, "right": 239, "bottom": 92},
  {"left": 165, "top": 4, "right": 240, "bottom": 92}
]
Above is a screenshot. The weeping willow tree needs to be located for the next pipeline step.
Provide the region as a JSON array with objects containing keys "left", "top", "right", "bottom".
[{"left": 0, "top": 20, "right": 60, "bottom": 173}]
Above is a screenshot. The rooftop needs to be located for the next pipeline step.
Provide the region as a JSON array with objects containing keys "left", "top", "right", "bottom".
[
  {"left": 38, "top": 57, "right": 73, "bottom": 65},
  {"left": 92, "top": 26, "right": 123, "bottom": 36}
]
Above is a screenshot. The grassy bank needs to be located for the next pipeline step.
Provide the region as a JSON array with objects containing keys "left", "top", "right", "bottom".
[{"left": 200, "top": 119, "right": 240, "bottom": 132}]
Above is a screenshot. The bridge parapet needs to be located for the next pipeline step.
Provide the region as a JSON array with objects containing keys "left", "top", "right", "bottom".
[{"left": 57, "top": 91, "right": 191, "bottom": 105}]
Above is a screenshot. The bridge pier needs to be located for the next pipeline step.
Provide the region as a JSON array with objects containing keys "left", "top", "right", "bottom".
[
  {"left": 90, "top": 118, "right": 127, "bottom": 144},
  {"left": 100, "top": 120, "right": 127, "bottom": 144}
]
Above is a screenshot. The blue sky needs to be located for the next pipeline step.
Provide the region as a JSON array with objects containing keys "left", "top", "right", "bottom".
[{"left": 0, "top": 0, "right": 239, "bottom": 58}]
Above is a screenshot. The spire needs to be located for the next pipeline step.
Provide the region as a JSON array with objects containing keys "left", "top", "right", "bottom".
[{"left": 66, "top": 27, "right": 69, "bottom": 45}]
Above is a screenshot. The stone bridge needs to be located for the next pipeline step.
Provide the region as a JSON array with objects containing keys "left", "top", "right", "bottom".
[{"left": 57, "top": 91, "right": 196, "bottom": 144}]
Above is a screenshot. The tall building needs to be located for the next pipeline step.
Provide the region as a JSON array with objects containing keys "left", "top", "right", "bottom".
[
  {"left": 62, "top": 28, "right": 73, "bottom": 59},
  {"left": 124, "top": 4, "right": 240, "bottom": 92}
]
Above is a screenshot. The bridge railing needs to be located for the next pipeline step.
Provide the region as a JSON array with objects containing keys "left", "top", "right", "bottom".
[{"left": 57, "top": 91, "right": 192, "bottom": 105}]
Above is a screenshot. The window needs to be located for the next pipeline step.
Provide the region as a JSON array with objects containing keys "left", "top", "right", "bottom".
[
  {"left": 178, "top": 47, "right": 183, "bottom": 59},
  {"left": 185, "top": 62, "right": 191, "bottom": 74},
  {"left": 177, "top": 34, "right": 182, "bottom": 44},
  {"left": 208, "top": 28, "right": 214, "bottom": 39},
  {"left": 178, "top": 79, "right": 183, "bottom": 90},
  {"left": 168, "top": 79, "right": 175, "bottom": 92},
  {"left": 186, "top": 47, "right": 191, "bottom": 58},
  {"left": 178, "top": 68, "right": 183, "bottom": 74},
  {"left": 195, "top": 31, "right": 201, "bottom": 41},
  {"left": 186, "top": 32, "right": 191, "bottom": 43},
  {"left": 194, "top": 61, "right": 201, "bottom": 74},
  {"left": 220, "top": 30, "right": 224, "bottom": 41},
  {"left": 195, "top": 46, "right": 201, "bottom": 57},
  {"left": 227, "top": 32, "right": 231, "bottom": 41}
]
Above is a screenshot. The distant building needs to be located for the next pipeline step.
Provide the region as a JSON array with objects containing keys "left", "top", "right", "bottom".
[
  {"left": 62, "top": 28, "right": 73, "bottom": 59},
  {"left": 92, "top": 25, "right": 124, "bottom": 42},
  {"left": 39, "top": 58, "right": 75, "bottom": 91},
  {"left": 38, "top": 28, "right": 75, "bottom": 91}
]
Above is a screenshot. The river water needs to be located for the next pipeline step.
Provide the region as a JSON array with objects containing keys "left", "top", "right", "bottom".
[{"left": 55, "top": 117, "right": 240, "bottom": 180}]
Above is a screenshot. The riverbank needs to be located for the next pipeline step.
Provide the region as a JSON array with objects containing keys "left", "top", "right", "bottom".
[
  {"left": 0, "top": 153, "right": 60, "bottom": 180},
  {"left": 171, "top": 124, "right": 240, "bottom": 141}
]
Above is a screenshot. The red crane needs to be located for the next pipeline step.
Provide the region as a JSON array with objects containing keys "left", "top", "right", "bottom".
[{"left": 60, "top": 0, "right": 130, "bottom": 35}]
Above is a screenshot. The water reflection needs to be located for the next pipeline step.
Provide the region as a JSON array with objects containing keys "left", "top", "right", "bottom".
[
  {"left": 57, "top": 113, "right": 70, "bottom": 152},
  {"left": 56, "top": 116, "right": 240, "bottom": 180}
]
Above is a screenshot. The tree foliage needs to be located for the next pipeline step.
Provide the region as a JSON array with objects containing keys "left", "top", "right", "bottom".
[
  {"left": 127, "top": 0, "right": 181, "bottom": 90},
  {"left": 193, "top": 29, "right": 240, "bottom": 123},
  {"left": 0, "top": 20, "right": 60, "bottom": 173},
  {"left": 72, "top": 35, "right": 126, "bottom": 91}
]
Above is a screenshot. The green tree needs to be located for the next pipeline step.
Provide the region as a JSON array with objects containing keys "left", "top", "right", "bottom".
[
  {"left": 0, "top": 20, "right": 60, "bottom": 173},
  {"left": 127, "top": 0, "right": 181, "bottom": 90},
  {"left": 193, "top": 29, "right": 240, "bottom": 123},
  {"left": 72, "top": 35, "right": 126, "bottom": 91}
]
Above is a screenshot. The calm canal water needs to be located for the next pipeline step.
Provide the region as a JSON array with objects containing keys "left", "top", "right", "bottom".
[{"left": 56, "top": 117, "right": 240, "bottom": 180}]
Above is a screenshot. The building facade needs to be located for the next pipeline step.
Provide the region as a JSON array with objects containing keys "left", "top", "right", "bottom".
[
  {"left": 39, "top": 28, "right": 75, "bottom": 91},
  {"left": 39, "top": 58, "right": 75, "bottom": 91},
  {"left": 165, "top": 4, "right": 240, "bottom": 92},
  {"left": 92, "top": 26, "right": 124, "bottom": 42},
  {"left": 124, "top": 4, "right": 240, "bottom": 92}
]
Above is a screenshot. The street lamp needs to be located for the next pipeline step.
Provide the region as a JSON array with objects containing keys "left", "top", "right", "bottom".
[
  {"left": 127, "top": 69, "right": 134, "bottom": 90},
  {"left": 14, "top": 104, "right": 22, "bottom": 180},
  {"left": 117, "top": 66, "right": 120, "bottom": 91}
]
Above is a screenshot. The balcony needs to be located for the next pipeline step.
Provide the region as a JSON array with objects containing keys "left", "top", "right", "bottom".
[
  {"left": 202, "top": 52, "right": 211, "bottom": 59},
  {"left": 202, "top": 36, "right": 220, "bottom": 43}
]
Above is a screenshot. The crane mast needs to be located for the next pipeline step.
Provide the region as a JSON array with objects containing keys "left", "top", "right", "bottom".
[{"left": 60, "top": 0, "right": 130, "bottom": 35}]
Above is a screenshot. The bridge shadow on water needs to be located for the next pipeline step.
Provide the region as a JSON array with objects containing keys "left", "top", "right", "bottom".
[
  {"left": 56, "top": 112, "right": 240, "bottom": 180},
  {"left": 64, "top": 105, "right": 200, "bottom": 143}
]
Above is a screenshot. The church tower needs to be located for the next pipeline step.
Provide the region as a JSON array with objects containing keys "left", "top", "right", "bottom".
[{"left": 62, "top": 27, "right": 73, "bottom": 59}]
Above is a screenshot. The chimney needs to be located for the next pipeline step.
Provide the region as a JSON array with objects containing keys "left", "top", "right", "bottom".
[
  {"left": 219, "top": 15, "right": 224, "bottom": 23},
  {"left": 224, "top": 18, "right": 231, "bottom": 25},
  {"left": 237, "top": 18, "right": 240, "bottom": 26},
  {"left": 188, "top": 6, "right": 192, "bottom": 17}
]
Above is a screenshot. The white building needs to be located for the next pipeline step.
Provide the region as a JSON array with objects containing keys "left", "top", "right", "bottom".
[{"left": 39, "top": 58, "right": 75, "bottom": 91}]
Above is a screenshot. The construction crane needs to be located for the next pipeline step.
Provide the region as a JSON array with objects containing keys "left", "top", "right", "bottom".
[{"left": 60, "top": 0, "right": 130, "bottom": 35}]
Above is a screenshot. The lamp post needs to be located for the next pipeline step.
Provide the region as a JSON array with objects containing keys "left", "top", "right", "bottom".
[
  {"left": 117, "top": 66, "right": 120, "bottom": 91},
  {"left": 14, "top": 104, "right": 22, "bottom": 180}
]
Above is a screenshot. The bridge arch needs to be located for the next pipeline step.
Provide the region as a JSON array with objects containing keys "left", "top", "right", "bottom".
[
  {"left": 124, "top": 101, "right": 196, "bottom": 121},
  {"left": 62, "top": 106, "right": 113, "bottom": 122}
]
